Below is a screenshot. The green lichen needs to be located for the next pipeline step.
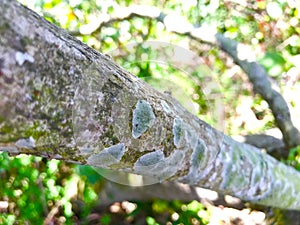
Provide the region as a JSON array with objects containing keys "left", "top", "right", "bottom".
[
  {"left": 120, "top": 148, "right": 146, "bottom": 165},
  {"left": 191, "top": 140, "right": 205, "bottom": 167},
  {"left": 24, "top": 121, "right": 46, "bottom": 142},
  {"left": 0, "top": 22, "right": 10, "bottom": 32},
  {"left": 0, "top": 122, "right": 14, "bottom": 138},
  {"left": 102, "top": 125, "right": 120, "bottom": 148}
]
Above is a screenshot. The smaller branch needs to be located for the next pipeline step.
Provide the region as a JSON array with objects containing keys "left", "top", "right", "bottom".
[
  {"left": 35, "top": 160, "right": 49, "bottom": 216},
  {"left": 70, "top": 5, "right": 164, "bottom": 36},
  {"left": 43, "top": 201, "right": 62, "bottom": 225},
  {"left": 209, "top": 34, "right": 300, "bottom": 148},
  {"left": 244, "top": 134, "right": 288, "bottom": 159},
  {"left": 97, "top": 181, "right": 245, "bottom": 210}
]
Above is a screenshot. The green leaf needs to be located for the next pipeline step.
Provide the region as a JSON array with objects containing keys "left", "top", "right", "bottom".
[
  {"left": 258, "top": 52, "right": 286, "bottom": 77},
  {"left": 100, "top": 214, "right": 111, "bottom": 225}
]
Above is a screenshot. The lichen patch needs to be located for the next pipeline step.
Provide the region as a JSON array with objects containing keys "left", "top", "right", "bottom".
[
  {"left": 86, "top": 143, "right": 126, "bottom": 167},
  {"left": 132, "top": 100, "right": 156, "bottom": 139}
]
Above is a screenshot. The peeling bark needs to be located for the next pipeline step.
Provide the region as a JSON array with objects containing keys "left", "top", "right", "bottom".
[{"left": 1, "top": 0, "right": 300, "bottom": 210}]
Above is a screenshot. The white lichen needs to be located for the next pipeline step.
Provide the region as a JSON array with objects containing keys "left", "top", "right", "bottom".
[
  {"left": 15, "top": 136, "right": 36, "bottom": 149},
  {"left": 161, "top": 100, "right": 171, "bottom": 114},
  {"left": 103, "top": 143, "right": 126, "bottom": 161},
  {"left": 134, "top": 150, "right": 184, "bottom": 181},
  {"left": 132, "top": 100, "right": 156, "bottom": 139},
  {"left": 86, "top": 143, "right": 126, "bottom": 167},
  {"left": 173, "top": 117, "right": 183, "bottom": 148},
  {"left": 15, "top": 51, "right": 34, "bottom": 66},
  {"left": 0, "top": 145, "right": 20, "bottom": 154},
  {"left": 135, "top": 150, "right": 164, "bottom": 167}
]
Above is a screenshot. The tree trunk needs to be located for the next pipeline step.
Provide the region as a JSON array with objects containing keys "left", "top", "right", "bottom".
[{"left": 1, "top": 0, "right": 300, "bottom": 210}]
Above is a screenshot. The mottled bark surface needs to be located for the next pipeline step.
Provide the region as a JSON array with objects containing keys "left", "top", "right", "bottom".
[{"left": 1, "top": 0, "right": 300, "bottom": 210}]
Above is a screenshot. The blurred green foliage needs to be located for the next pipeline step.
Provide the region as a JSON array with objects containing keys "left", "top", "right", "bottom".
[
  {"left": 0, "top": 152, "right": 100, "bottom": 224},
  {"left": 258, "top": 52, "right": 286, "bottom": 77},
  {"left": 2, "top": 0, "right": 300, "bottom": 223},
  {"left": 287, "top": 145, "right": 300, "bottom": 171},
  {"left": 0, "top": 150, "right": 211, "bottom": 224}
]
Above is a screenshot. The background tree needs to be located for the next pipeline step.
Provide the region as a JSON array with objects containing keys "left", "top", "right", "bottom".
[{"left": 1, "top": 0, "right": 300, "bottom": 224}]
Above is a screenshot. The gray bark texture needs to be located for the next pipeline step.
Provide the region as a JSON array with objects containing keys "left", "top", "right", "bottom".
[{"left": 1, "top": 0, "right": 300, "bottom": 210}]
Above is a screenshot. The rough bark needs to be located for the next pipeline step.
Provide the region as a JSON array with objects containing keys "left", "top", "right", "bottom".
[{"left": 1, "top": 0, "right": 300, "bottom": 210}]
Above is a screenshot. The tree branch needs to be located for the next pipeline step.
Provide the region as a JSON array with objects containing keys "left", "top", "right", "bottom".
[
  {"left": 1, "top": 1, "right": 300, "bottom": 210},
  {"left": 98, "top": 181, "right": 245, "bottom": 210},
  {"left": 207, "top": 34, "right": 300, "bottom": 148},
  {"left": 244, "top": 134, "right": 287, "bottom": 159}
]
